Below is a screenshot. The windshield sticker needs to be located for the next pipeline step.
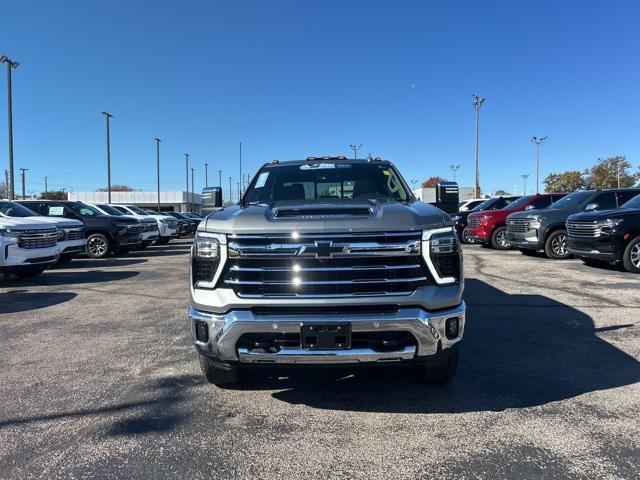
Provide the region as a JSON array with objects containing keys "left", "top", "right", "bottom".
[
  {"left": 300, "top": 163, "right": 336, "bottom": 170},
  {"left": 48, "top": 206, "right": 64, "bottom": 216},
  {"left": 382, "top": 169, "right": 390, "bottom": 176},
  {"left": 255, "top": 172, "right": 269, "bottom": 188}
]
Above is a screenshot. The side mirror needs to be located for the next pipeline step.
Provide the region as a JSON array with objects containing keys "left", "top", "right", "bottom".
[
  {"left": 524, "top": 205, "right": 535, "bottom": 211},
  {"left": 585, "top": 203, "right": 598, "bottom": 211}
]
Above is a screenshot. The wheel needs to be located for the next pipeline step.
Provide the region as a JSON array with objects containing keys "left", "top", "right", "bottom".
[
  {"left": 520, "top": 249, "right": 538, "bottom": 257},
  {"left": 58, "top": 253, "right": 77, "bottom": 264},
  {"left": 158, "top": 237, "right": 170, "bottom": 245},
  {"left": 622, "top": 237, "right": 640, "bottom": 273},
  {"left": 14, "top": 266, "right": 47, "bottom": 278},
  {"left": 544, "top": 230, "right": 570, "bottom": 259},
  {"left": 490, "top": 226, "right": 511, "bottom": 250},
  {"left": 86, "top": 233, "right": 111, "bottom": 259},
  {"left": 199, "top": 355, "right": 240, "bottom": 386},
  {"left": 461, "top": 227, "right": 475, "bottom": 244},
  {"left": 417, "top": 351, "right": 458, "bottom": 384}
]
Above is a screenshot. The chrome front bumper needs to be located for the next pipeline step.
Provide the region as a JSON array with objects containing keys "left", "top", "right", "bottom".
[{"left": 189, "top": 303, "right": 465, "bottom": 365}]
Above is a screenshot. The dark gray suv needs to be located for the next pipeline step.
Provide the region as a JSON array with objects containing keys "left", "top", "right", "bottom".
[{"left": 506, "top": 188, "right": 640, "bottom": 259}]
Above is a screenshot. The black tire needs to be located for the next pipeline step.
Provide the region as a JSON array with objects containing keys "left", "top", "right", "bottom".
[
  {"left": 461, "top": 227, "right": 475, "bottom": 244},
  {"left": 86, "top": 233, "right": 111, "bottom": 259},
  {"left": 520, "top": 249, "right": 538, "bottom": 257},
  {"left": 58, "top": 253, "right": 77, "bottom": 264},
  {"left": 158, "top": 237, "right": 170, "bottom": 245},
  {"left": 14, "top": 266, "right": 46, "bottom": 278},
  {"left": 544, "top": 230, "right": 570, "bottom": 259},
  {"left": 622, "top": 237, "right": 640, "bottom": 273},
  {"left": 418, "top": 351, "right": 459, "bottom": 384},
  {"left": 199, "top": 355, "right": 240, "bottom": 386},
  {"left": 490, "top": 226, "right": 511, "bottom": 250}
]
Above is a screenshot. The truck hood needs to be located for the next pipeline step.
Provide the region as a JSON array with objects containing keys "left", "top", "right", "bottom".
[
  {"left": 0, "top": 217, "right": 61, "bottom": 230},
  {"left": 567, "top": 208, "right": 638, "bottom": 223},
  {"left": 201, "top": 199, "right": 450, "bottom": 235},
  {"left": 27, "top": 216, "right": 84, "bottom": 228},
  {"left": 508, "top": 207, "right": 573, "bottom": 221}
]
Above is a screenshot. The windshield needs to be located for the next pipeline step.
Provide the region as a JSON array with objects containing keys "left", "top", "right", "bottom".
[
  {"left": 125, "top": 205, "right": 149, "bottom": 215},
  {"left": 243, "top": 162, "right": 412, "bottom": 204},
  {"left": 97, "top": 204, "right": 125, "bottom": 216},
  {"left": 550, "top": 191, "right": 594, "bottom": 209},
  {"left": 69, "top": 202, "right": 104, "bottom": 217},
  {"left": 502, "top": 195, "right": 533, "bottom": 210},
  {"left": 471, "top": 198, "right": 497, "bottom": 212},
  {"left": 621, "top": 193, "right": 640, "bottom": 209},
  {"left": 0, "top": 201, "right": 38, "bottom": 217}
]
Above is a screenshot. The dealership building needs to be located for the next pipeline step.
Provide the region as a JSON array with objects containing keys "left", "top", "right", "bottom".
[{"left": 68, "top": 191, "right": 201, "bottom": 213}]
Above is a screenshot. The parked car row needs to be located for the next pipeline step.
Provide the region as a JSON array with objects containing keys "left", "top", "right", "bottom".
[
  {"left": 0, "top": 199, "right": 201, "bottom": 278},
  {"left": 452, "top": 188, "right": 640, "bottom": 273}
]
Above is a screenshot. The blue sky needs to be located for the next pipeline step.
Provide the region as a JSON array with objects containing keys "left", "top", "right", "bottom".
[{"left": 0, "top": 0, "right": 638, "bottom": 197}]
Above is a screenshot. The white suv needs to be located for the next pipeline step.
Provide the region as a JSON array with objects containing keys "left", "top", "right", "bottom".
[
  {"left": 0, "top": 216, "right": 60, "bottom": 278},
  {"left": 0, "top": 200, "right": 86, "bottom": 264},
  {"left": 88, "top": 203, "right": 160, "bottom": 248},
  {"left": 109, "top": 204, "right": 178, "bottom": 244}
]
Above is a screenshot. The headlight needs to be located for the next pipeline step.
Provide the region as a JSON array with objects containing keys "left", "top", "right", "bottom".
[
  {"left": 528, "top": 215, "right": 545, "bottom": 229},
  {"left": 114, "top": 223, "right": 130, "bottom": 234},
  {"left": 57, "top": 229, "right": 65, "bottom": 239},
  {"left": 0, "top": 228, "right": 19, "bottom": 238},
  {"left": 422, "top": 227, "right": 460, "bottom": 285},
  {"left": 598, "top": 218, "right": 623, "bottom": 233},
  {"left": 193, "top": 231, "right": 224, "bottom": 259}
]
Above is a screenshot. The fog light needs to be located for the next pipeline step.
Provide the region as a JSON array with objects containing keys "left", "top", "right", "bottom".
[
  {"left": 445, "top": 317, "right": 459, "bottom": 339},
  {"left": 195, "top": 320, "right": 209, "bottom": 342}
]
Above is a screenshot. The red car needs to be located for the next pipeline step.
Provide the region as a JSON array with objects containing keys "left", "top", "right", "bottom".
[{"left": 466, "top": 193, "right": 566, "bottom": 249}]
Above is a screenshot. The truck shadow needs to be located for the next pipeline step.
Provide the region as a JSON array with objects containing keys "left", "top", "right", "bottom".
[
  {"left": 238, "top": 279, "right": 640, "bottom": 413},
  {"left": 0, "top": 290, "right": 77, "bottom": 314},
  {"left": 1, "top": 270, "right": 139, "bottom": 287}
]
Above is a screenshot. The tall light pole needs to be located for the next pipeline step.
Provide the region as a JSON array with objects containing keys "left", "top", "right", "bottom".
[
  {"left": 155, "top": 138, "right": 161, "bottom": 212},
  {"left": 101, "top": 112, "right": 113, "bottom": 203},
  {"left": 530, "top": 136, "right": 548, "bottom": 193},
  {"left": 228, "top": 176, "right": 232, "bottom": 204},
  {"left": 204, "top": 162, "right": 209, "bottom": 187},
  {"left": 239, "top": 142, "right": 242, "bottom": 195},
  {"left": 191, "top": 167, "right": 195, "bottom": 213},
  {"left": 44, "top": 176, "right": 48, "bottom": 196},
  {"left": 450, "top": 164, "right": 460, "bottom": 182},
  {"left": 218, "top": 170, "right": 222, "bottom": 189},
  {"left": 1, "top": 55, "right": 20, "bottom": 200},
  {"left": 349, "top": 144, "right": 363, "bottom": 160},
  {"left": 472, "top": 94, "right": 486, "bottom": 198},
  {"left": 19, "top": 168, "right": 28, "bottom": 199},
  {"left": 521, "top": 174, "right": 529, "bottom": 195},
  {"left": 184, "top": 153, "right": 189, "bottom": 212}
]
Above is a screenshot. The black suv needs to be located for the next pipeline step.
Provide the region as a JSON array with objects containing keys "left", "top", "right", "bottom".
[
  {"left": 165, "top": 212, "right": 198, "bottom": 235},
  {"left": 451, "top": 196, "right": 520, "bottom": 244},
  {"left": 505, "top": 188, "right": 640, "bottom": 259},
  {"left": 566, "top": 192, "right": 640, "bottom": 273},
  {"left": 18, "top": 200, "right": 143, "bottom": 259}
]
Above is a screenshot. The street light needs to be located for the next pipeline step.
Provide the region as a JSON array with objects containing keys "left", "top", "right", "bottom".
[
  {"left": 155, "top": 138, "right": 161, "bottom": 213},
  {"left": 228, "top": 176, "right": 232, "bottom": 204},
  {"left": 349, "top": 144, "right": 363, "bottom": 160},
  {"left": 530, "top": 136, "right": 548, "bottom": 194},
  {"left": 1, "top": 55, "right": 20, "bottom": 199},
  {"left": 450, "top": 164, "right": 461, "bottom": 182},
  {"left": 521, "top": 174, "right": 529, "bottom": 195},
  {"left": 101, "top": 112, "right": 113, "bottom": 203},
  {"left": 204, "top": 162, "right": 209, "bottom": 188},
  {"left": 218, "top": 170, "right": 222, "bottom": 189},
  {"left": 191, "top": 167, "right": 195, "bottom": 214},
  {"left": 185, "top": 153, "right": 190, "bottom": 212},
  {"left": 19, "top": 167, "right": 28, "bottom": 199},
  {"left": 472, "top": 94, "right": 486, "bottom": 198}
]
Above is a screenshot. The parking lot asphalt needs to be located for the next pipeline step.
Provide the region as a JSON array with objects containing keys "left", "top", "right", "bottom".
[{"left": 1, "top": 240, "right": 639, "bottom": 479}]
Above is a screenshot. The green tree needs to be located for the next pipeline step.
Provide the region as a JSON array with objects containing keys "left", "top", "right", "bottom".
[
  {"left": 543, "top": 171, "right": 586, "bottom": 193},
  {"left": 40, "top": 190, "right": 67, "bottom": 200},
  {"left": 585, "top": 156, "right": 639, "bottom": 189},
  {"left": 422, "top": 176, "right": 448, "bottom": 188},
  {"left": 98, "top": 184, "right": 135, "bottom": 192}
]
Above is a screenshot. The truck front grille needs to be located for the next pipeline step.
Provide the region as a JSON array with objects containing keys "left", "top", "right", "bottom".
[
  {"left": 222, "top": 232, "right": 431, "bottom": 298},
  {"left": 566, "top": 221, "right": 601, "bottom": 238},
  {"left": 507, "top": 218, "right": 530, "bottom": 233},
  {"left": 17, "top": 228, "right": 59, "bottom": 249},
  {"left": 467, "top": 217, "right": 480, "bottom": 228}
]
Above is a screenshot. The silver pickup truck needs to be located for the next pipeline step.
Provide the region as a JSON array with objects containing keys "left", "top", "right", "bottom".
[{"left": 189, "top": 157, "right": 465, "bottom": 385}]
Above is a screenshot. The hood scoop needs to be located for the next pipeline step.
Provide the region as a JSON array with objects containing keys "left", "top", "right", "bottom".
[{"left": 273, "top": 206, "right": 374, "bottom": 219}]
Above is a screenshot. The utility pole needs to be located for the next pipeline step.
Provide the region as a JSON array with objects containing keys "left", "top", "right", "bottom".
[
  {"left": 155, "top": 138, "right": 161, "bottom": 213},
  {"left": 450, "top": 164, "right": 460, "bottom": 182},
  {"left": 4, "top": 169, "right": 9, "bottom": 197},
  {"left": 101, "top": 112, "right": 113, "bottom": 202},
  {"left": 472, "top": 94, "right": 486, "bottom": 199},
  {"left": 521, "top": 174, "right": 529, "bottom": 195},
  {"left": 19, "top": 168, "right": 28, "bottom": 199},
  {"left": 204, "top": 162, "right": 208, "bottom": 188},
  {"left": 184, "top": 153, "right": 189, "bottom": 212},
  {"left": 218, "top": 170, "right": 222, "bottom": 188},
  {"left": 191, "top": 167, "right": 195, "bottom": 213},
  {"left": 530, "top": 136, "right": 548, "bottom": 194},
  {"left": 45, "top": 176, "right": 48, "bottom": 196},
  {"left": 239, "top": 142, "right": 243, "bottom": 195},
  {"left": 1, "top": 56, "right": 20, "bottom": 199},
  {"left": 616, "top": 158, "right": 621, "bottom": 188},
  {"left": 228, "top": 176, "right": 232, "bottom": 204},
  {"left": 349, "top": 144, "right": 363, "bottom": 160}
]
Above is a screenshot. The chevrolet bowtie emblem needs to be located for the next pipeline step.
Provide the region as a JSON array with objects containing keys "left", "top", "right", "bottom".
[{"left": 314, "top": 240, "right": 334, "bottom": 258}]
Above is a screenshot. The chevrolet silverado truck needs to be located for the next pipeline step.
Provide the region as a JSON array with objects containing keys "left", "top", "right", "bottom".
[
  {"left": 467, "top": 193, "right": 565, "bottom": 249},
  {"left": 189, "top": 157, "right": 465, "bottom": 386},
  {"left": 451, "top": 196, "right": 519, "bottom": 244},
  {"left": 505, "top": 188, "right": 640, "bottom": 259},
  {"left": 566, "top": 192, "right": 640, "bottom": 272},
  {"left": 0, "top": 200, "right": 86, "bottom": 263},
  {"left": 0, "top": 216, "right": 60, "bottom": 277}
]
